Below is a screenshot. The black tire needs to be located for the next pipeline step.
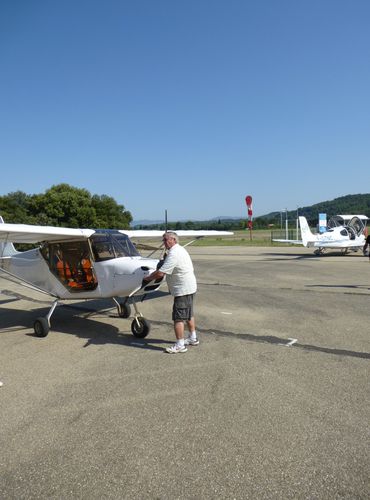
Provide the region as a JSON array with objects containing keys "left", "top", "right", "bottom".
[
  {"left": 118, "top": 303, "right": 131, "bottom": 319},
  {"left": 34, "top": 317, "right": 50, "bottom": 337},
  {"left": 131, "top": 317, "right": 150, "bottom": 338}
]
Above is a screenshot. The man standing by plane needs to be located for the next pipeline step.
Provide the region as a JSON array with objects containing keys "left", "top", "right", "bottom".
[
  {"left": 363, "top": 233, "right": 370, "bottom": 260},
  {"left": 143, "top": 231, "right": 198, "bottom": 354}
]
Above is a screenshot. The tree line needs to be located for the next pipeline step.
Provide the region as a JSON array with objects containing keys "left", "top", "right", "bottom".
[
  {"left": 1, "top": 187, "right": 368, "bottom": 230},
  {"left": 0, "top": 184, "right": 132, "bottom": 229}
]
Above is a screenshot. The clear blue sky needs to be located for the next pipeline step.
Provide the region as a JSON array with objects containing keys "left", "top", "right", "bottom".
[{"left": 1, "top": 0, "right": 369, "bottom": 222}]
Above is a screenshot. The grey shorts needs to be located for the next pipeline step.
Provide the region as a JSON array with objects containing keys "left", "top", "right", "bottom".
[{"left": 172, "top": 294, "right": 195, "bottom": 321}]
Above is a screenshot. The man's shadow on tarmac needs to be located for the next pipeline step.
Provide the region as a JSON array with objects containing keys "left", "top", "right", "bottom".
[{"left": 2, "top": 294, "right": 370, "bottom": 359}]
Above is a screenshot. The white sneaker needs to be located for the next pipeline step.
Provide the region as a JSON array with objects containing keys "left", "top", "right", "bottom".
[
  {"left": 184, "top": 337, "right": 199, "bottom": 346},
  {"left": 165, "top": 343, "right": 187, "bottom": 354}
]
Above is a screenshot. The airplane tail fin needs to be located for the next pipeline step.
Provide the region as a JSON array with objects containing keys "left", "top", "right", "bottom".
[
  {"left": 299, "top": 216, "right": 317, "bottom": 247},
  {"left": 0, "top": 215, "right": 18, "bottom": 256}
]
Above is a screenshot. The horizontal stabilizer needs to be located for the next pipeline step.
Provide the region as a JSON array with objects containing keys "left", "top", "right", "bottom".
[{"left": 273, "top": 239, "right": 303, "bottom": 245}]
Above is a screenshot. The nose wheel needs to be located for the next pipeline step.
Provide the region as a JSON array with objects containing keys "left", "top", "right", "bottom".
[{"left": 113, "top": 297, "right": 151, "bottom": 338}]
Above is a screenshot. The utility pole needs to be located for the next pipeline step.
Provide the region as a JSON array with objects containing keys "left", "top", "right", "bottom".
[{"left": 285, "top": 209, "right": 288, "bottom": 239}]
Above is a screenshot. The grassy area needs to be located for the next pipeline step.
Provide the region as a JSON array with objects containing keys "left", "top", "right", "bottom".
[
  {"left": 134, "top": 230, "right": 293, "bottom": 248},
  {"left": 188, "top": 229, "right": 281, "bottom": 247}
]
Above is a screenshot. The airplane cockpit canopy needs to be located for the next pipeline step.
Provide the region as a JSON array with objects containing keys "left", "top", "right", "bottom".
[
  {"left": 327, "top": 215, "right": 368, "bottom": 230},
  {"left": 327, "top": 216, "right": 365, "bottom": 239},
  {"left": 91, "top": 230, "right": 140, "bottom": 261},
  {"left": 327, "top": 216, "right": 345, "bottom": 229},
  {"left": 347, "top": 217, "right": 365, "bottom": 237}
]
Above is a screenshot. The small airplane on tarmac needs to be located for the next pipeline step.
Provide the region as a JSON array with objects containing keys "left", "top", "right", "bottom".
[
  {"left": 274, "top": 215, "right": 368, "bottom": 255},
  {"left": 0, "top": 216, "right": 232, "bottom": 338}
]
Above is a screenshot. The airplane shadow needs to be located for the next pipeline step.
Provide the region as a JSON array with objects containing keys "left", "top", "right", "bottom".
[
  {"left": 262, "top": 252, "right": 321, "bottom": 261},
  {"left": 262, "top": 251, "right": 363, "bottom": 261},
  {"left": 0, "top": 297, "right": 20, "bottom": 306},
  {"left": 306, "top": 284, "right": 370, "bottom": 291},
  {"left": 2, "top": 294, "right": 369, "bottom": 359},
  {"left": 0, "top": 302, "right": 169, "bottom": 352},
  {"left": 203, "top": 328, "right": 370, "bottom": 360}
]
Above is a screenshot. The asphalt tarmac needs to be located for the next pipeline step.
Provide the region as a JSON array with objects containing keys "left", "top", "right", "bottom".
[{"left": 0, "top": 246, "right": 369, "bottom": 499}]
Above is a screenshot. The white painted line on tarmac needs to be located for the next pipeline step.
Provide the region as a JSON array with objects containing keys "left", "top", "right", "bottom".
[
  {"left": 286, "top": 338, "right": 298, "bottom": 346},
  {"left": 131, "top": 342, "right": 145, "bottom": 347},
  {"left": 278, "top": 338, "right": 298, "bottom": 347},
  {"left": 221, "top": 311, "right": 232, "bottom": 315}
]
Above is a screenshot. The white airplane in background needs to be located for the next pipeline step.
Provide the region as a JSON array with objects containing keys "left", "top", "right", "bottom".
[
  {"left": 0, "top": 216, "right": 232, "bottom": 338},
  {"left": 274, "top": 215, "right": 368, "bottom": 255}
]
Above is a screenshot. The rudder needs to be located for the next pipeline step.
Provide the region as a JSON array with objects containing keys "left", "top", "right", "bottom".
[{"left": 299, "top": 216, "right": 316, "bottom": 247}]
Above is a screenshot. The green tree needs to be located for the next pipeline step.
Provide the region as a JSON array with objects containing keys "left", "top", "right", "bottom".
[
  {"left": 29, "top": 184, "right": 95, "bottom": 227},
  {"left": 0, "top": 191, "right": 33, "bottom": 223},
  {"left": 91, "top": 194, "right": 132, "bottom": 228},
  {"left": 0, "top": 184, "right": 132, "bottom": 229}
]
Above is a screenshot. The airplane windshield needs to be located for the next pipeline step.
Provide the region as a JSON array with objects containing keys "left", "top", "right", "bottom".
[
  {"left": 91, "top": 230, "right": 140, "bottom": 261},
  {"left": 327, "top": 216, "right": 345, "bottom": 229}
]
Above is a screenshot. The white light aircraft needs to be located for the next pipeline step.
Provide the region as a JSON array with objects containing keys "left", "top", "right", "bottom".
[
  {"left": 274, "top": 215, "right": 368, "bottom": 255},
  {"left": 0, "top": 217, "right": 232, "bottom": 338}
]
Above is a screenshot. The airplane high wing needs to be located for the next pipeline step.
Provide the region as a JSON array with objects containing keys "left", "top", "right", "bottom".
[
  {"left": 120, "top": 229, "right": 234, "bottom": 238},
  {"left": 0, "top": 222, "right": 95, "bottom": 243},
  {"left": 273, "top": 215, "right": 368, "bottom": 255},
  {"left": 0, "top": 216, "right": 233, "bottom": 338}
]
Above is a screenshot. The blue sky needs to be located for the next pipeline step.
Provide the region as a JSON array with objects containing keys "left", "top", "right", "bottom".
[{"left": 1, "top": 0, "right": 369, "bottom": 222}]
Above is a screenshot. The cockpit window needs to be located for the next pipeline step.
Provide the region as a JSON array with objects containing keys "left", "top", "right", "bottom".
[
  {"left": 41, "top": 240, "right": 98, "bottom": 292},
  {"left": 91, "top": 231, "right": 139, "bottom": 261}
]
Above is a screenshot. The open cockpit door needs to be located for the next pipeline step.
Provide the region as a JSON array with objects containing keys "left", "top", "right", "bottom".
[
  {"left": 347, "top": 217, "right": 365, "bottom": 238},
  {"left": 41, "top": 240, "right": 98, "bottom": 292}
]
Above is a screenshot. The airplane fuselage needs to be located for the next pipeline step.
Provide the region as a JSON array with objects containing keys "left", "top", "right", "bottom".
[{"left": 0, "top": 247, "right": 163, "bottom": 300}]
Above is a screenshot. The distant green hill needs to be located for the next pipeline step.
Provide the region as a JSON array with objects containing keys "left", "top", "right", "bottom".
[
  {"left": 261, "top": 194, "right": 370, "bottom": 225},
  {"left": 134, "top": 194, "right": 370, "bottom": 230}
]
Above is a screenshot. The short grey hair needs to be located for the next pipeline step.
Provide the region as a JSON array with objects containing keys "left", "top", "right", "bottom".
[{"left": 163, "top": 231, "right": 178, "bottom": 243}]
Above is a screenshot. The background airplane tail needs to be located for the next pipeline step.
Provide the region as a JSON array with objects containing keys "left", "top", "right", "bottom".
[
  {"left": 0, "top": 216, "right": 18, "bottom": 256},
  {"left": 299, "top": 216, "right": 316, "bottom": 247}
]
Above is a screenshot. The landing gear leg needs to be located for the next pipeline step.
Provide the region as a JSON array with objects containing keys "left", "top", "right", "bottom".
[
  {"left": 34, "top": 299, "right": 59, "bottom": 337},
  {"left": 131, "top": 302, "right": 150, "bottom": 338},
  {"left": 113, "top": 297, "right": 131, "bottom": 318},
  {"left": 114, "top": 296, "right": 151, "bottom": 338}
]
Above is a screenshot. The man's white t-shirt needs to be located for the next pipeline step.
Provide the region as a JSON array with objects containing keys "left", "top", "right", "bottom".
[{"left": 159, "top": 243, "right": 197, "bottom": 297}]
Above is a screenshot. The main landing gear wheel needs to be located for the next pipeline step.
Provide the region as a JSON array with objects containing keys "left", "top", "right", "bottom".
[
  {"left": 117, "top": 303, "right": 131, "bottom": 319},
  {"left": 131, "top": 317, "right": 150, "bottom": 338},
  {"left": 34, "top": 317, "right": 50, "bottom": 337}
]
